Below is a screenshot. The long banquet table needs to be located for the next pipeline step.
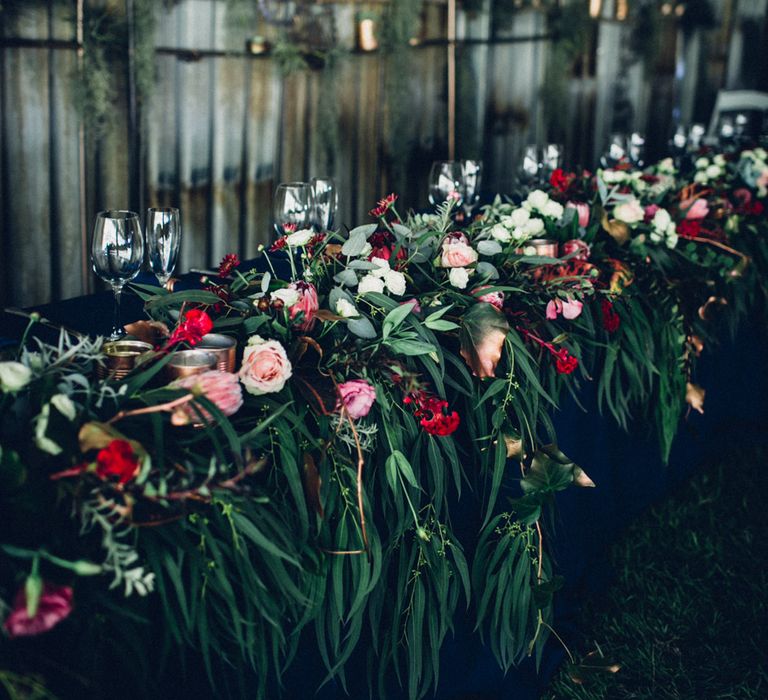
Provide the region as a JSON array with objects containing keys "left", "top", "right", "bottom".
[{"left": 2, "top": 262, "right": 767, "bottom": 700}]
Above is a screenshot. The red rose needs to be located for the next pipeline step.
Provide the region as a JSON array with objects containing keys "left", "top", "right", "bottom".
[
  {"left": 95, "top": 439, "right": 140, "bottom": 484},
  {"left": 678, "top": 220, "right": 701, "bottom": 240},
  {"left": 550, "top": 168, "right": 574, "bottom": 193}
]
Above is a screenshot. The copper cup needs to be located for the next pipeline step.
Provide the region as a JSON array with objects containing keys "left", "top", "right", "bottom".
[
  {"left": 97, "top": 340, "right": 154, "bottom": 381},
  {"left": 198, "top": 334, "right": 237, "bottom": 373},
  {"left": 165, "top": 350, "right": 217, "bottom": 381},
  {"left": 527, "top": 239, "right": 559, "bottom": 257}
]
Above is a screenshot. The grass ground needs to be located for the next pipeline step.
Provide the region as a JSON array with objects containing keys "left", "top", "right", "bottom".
[{"left": 542, "top": 447, "right": 768, "bottom": 700}]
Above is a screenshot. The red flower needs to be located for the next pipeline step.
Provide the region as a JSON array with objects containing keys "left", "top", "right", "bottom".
[
  {"left": 3, "top": 582, "right": 73, "bottom": 639},
  {"left": 369, "top": 193, "right": 398, "bottom": 218},
  {"left": 95, "top": 439, "right": 140, "bottom": 484},
  {"left": 554, "top": 349, "right": 579, "bottom": 375},
  {"left": 270, "top": 236, "right": 288, "bottom": 252},
  {"left": 601, "top": 299, "right": 620, "bottom": 333},
  {"left": 204, "top": 283, "right": 231, "bottom": 313},
  {"left": 678, "top": 219, "right": 701, "bottom": 240},
  {"left": 217, "top": 253, "right": 240, "bottom": 277},
  {"left": 167, "top": 309, "right": 213, "bottom": 347},
  {"left": 404, "top": 391, "right": 460, "bottom": 437},
  {"left": 549, "top": 168, "right": 574, "bottom": 193}
]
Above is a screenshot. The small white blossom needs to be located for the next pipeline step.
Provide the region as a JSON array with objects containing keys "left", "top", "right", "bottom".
[
  {"left": 490, "top": 224, "right": 512, "bottom": 242},
  {"left": 705, "top": 164, "right": 722, "bottom": 179},
  {"left": 695, "top": 157, "right": 710, "bottom": 169},
  {"left": 285, "top": 228, "right": 314, "bottom": 247},
  {"left": 525, "top": 189, "right": 550, "bottom": 212},
  {"left": 448, "top": 267, "right": 470, "bottom": 289},
  {"left": 383, "top": 269, "right": 406, "bottom": 296},
  {"left": 0, "top": 361, "right": 32, "bottom": 393},
  {"left": 271, "top": 287, "right": 300, "bottom": 307},
  {"left": 358, "top": 274, "right": 385, "bottom": 295},
  {"left": 335, "top": 298, "right": 359, "bottom": 318},
  {"left": 542, "top": 200, "right": 564, "bottom": 220},
  {"left": 509, "top": 208, "right": 531, "bottom": 227},
  {"left": 524, "top": 217, "right": 545, "bottom": 235}
]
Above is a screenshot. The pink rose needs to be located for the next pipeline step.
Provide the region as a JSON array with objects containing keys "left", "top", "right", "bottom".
[
  {"left": 3, "top": 582, "right": 73, "bottom": 638},
  {"left": 337, "top": 379, "right": 377, "bottom": 419},
  {"left": 172, "top": 370, "right": 244, "bottom": 424},
  {"left": 546, "top": 297, "right": 583, "bottom": 321},
  {"left": 473, "top": 286, "right": 504, "bottom": 310},
  {"left": 288, "top": 282, "right": 319, "bottom": 331},
  {"left": 400, "top": 298, "right": 422, "bottom": 314},
  {"left": 566, "top": 201, "right": 590, "bottom": 228},
  {"left": 684, "top": 198, "right": 709, "bottom": 220},
  {"left": 239, "top": 336, "right": 292, "bottom": 395},
  {"left": 643, "top": 204, "right": 660, "bottom": 223},
  {"left": 561, "top": 239, "right": 590, "bottom": 261},
  {"left": 441, "top": 241, "right": 478, "bottom": 268}
]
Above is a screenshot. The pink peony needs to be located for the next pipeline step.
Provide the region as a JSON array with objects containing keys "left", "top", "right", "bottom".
[
  {"left": 684, "top": 198, "right": 709, "bottom": 220},
  {"left": 440, "top": 241, "right": 478, "bottom": 268},
  {"left": 287, "top": 282, "right": 319, "bottom": 331},
  {"left": 172, "top": 370, "right": 244, "bottom": 423},
  {"left": 546, "top": 297, "right": 583, "bottom": 321},
  {"left": 561, "top": 239, "right": 590, "bottom": 261},
  {"left": 3, "top": 582, "right": 73, "bottom": 638},
  {"left": 337, "top": 379, "right": 377, "bottom": 419},
  {"left": 566, "top": 201, "right": 590, "bottom": 228},
  {"left": 239, "top": 336, "right": 292, "bottom": 395},
  {"left": 473, "top": 286, "right": 504, "bottom": 310}
]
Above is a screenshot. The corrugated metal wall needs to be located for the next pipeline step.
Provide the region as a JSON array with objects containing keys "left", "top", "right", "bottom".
[{"left": 0, "top": 0, "right": 747, "bottom": 307}]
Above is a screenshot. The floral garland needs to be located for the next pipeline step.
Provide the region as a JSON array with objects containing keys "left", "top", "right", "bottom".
[{"left": 1, "top": 145, "right": 767, "bottom": 698}]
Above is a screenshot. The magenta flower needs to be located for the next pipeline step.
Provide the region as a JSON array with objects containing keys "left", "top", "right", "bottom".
[
  {"left": 684, "top": 198, "right": 710, "bottom": 220},
  {"left": 337, "top": 379, "right": 377, "bottom": 419},
  {"left": 546, "top": 297, "right": 583, "bottom": 321},
  {"left": 3, "top": 582, "right": 73, "bottom": 639}
]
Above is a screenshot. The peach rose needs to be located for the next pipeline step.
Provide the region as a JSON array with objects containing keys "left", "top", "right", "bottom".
[
  {"left": 172, "top": 370, "right": 244, "bottom": 423},
  {"left": 441, "top": 241, "right": 478, "bottom": 268},
  {"left": 239, "top": 336, "right": 292, "bottom": 395}
]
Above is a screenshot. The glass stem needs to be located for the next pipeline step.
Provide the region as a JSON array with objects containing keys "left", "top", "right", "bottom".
[{"left": 112, "top": 285, "right": 123, "bottom": 338}]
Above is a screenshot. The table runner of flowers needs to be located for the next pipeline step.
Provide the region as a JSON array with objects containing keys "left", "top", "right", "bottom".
[{"left": 1, "top": 147, "right": 767, "bottom": 698}]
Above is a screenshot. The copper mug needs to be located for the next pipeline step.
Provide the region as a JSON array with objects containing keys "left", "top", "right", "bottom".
[
  {"left": 198, "top": 334, "right": 237, "bottom": 373},
  {"left": 165, "top": 350, "right": 217, "bottom": 381},
  {"left": 97, "top": 340, "right": 153, "bottom": 381},
  {"left": 527, "top": 239, "right": 559, "bottom": 257}
]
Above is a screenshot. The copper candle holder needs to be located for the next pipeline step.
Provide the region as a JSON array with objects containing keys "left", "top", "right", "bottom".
[
  {"left": 97, "top": 340, "right": 153, "bottom": 381},
  {"left": 165, "top": 350, "right": 216, "bottom": 381},
  {"left": 198, "top": 334, "right": 237, "bottom": 373},
  {"left": 527, "top": 239, "right": 559, "bottom": 257}
]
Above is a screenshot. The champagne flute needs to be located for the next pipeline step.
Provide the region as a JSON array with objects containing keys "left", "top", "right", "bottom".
[
  {"left": 460, "top": 159, "right": 482, "bottom": 216},
  {"left": 273, "top": 182, "right": 312, "bottom": 237},
  {"left": 428, "top": 161, "right": 464, "bottom": 207},
  {"left": 91, "top": 210, "right": 144, "bottom": 340},
  {"left": 310, "top": 177, "right": 338, "bottom": 231},
  {"left": 145, "top": 207, "right": 180, "bottom": 286},
  {"left": 519, "top": 144, "right": 541, "bottom": 186}
]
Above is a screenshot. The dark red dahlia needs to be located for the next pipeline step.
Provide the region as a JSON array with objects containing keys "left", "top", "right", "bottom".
[{"left": 217, "top": 253, "right": 240, "bottom": 277}]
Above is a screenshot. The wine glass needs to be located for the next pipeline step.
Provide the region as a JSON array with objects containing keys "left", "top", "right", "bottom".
[
  {"left": 145, "top": 207, "right": 180, "bottom": 286},
  {"left": 541, "top": 143, "right": 564, "bottom": 174},
  {"left": 91, "top": 210, "right": 144, "bottom": 340},
  {"left": 428, "top": 161, "right": 464, "bottom": 207},
  {"left": 273, "top": 182, "right": 312, "bottom": 237},
  {"left": 519, "top": 144, "right": 541, "bottom": 185},
  {"left": 601, "top": 133, "right": 627, "bottom": 168},
  {"left": 310, "top": 177, "right": 338, "bottom": 231},
  {"left": 460, "top": 159, "right": 482, "bottom": 216},
  {"left": 627, "top": 133, "right": 646, "bottom": 167}
]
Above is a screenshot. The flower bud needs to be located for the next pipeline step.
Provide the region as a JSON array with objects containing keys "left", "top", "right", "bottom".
[
  {"left": 71, "top": 560, "right": 103, "bottom": 576},
  {"left": 0, "top": 361, "right": 32, "bottom": 393}
]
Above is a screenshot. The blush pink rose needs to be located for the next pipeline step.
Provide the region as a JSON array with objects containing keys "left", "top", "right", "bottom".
[
  {"left": 684, "top": 198, "right": 709, "bottom": 220},
  {"left": 337, "top": 379, "right": 377, "bottom": 419},
  {"left": 546, "top": 297, "right": 583, "bottom": 320},
  {"left": 643, "top": 204, "right": 660, "bottom": 223},
  {"left": 172, "top": 370, "right": 244, "bottom": 423},
  {"left": 239, "top": 336, "right": 292, "bottom": 395},
  {"left": 473, "top": 286, "right": 504, "bottom": 310},
  {"left": 441, "top": 241, "right": 478, "bottom": 268},
  {"left": 566, "top": 201, "right": 590, "bottom": 228},
  {"left": 288, "top": 282, "right": 319, "bottom": 331},
  {"left": 3, "top": 582, "right": 73, "bottom": 638},
  {"left": 561, "top": 239, "right": 591, "bottom": 261},
  {"left": 400, "top": 298, "right": 422, "bottom": 314}
]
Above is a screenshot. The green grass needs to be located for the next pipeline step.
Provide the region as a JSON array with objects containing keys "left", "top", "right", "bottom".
[{"left": 543, "top": 447, "right": 768, "bottom": 700}]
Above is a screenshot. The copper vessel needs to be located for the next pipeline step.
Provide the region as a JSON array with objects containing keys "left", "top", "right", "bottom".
[
  {"left": 198, "top": 334, "right": 237, "bottom": 373},
  {"left": 165, "top": 350, "right": 217, "bottom": 381},
  {"left": 97, "top": 340, "right": 153, "bottom": 381}
]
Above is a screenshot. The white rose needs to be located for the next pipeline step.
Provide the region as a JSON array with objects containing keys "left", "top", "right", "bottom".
[
  {"left": 713, "top": 154, "right": 726, "bottom": 166},
  {"left": 658, "top": 157, "right": 675, "bottom": 174},
  {"left": 602, "top": 170, "right": 626, "bottom": 184},
  {"left": 694, "top": 171, "right": 708, "bottom": 183},
  {"left": 754, "top": 147, "right": 767, "bottom": 160},
  {"left": 490, "top": 224, "right": 512, "bottom": 242},
  {"left": 649, "top": 229, "right": 663, "bottom": 244},
  {"left": 543, "top": 200, "right": 564, "bottom": 220},
  {"left": 383, "top": 269, "right": 406, "bottom": 296},
  {"left": 369, "top": 257, "right": 390, "bottom": 276},
  {"left": 524, "top": 217, "right": 545, "bottom": 235},
  {"left": 652, "top": 208, "right": 671, "bottom": 231},
  {"left": 335, "top": 298, "right": 359, "bottom": 318},
  {"left": 613, "top": 199, "right": 644, "bottom": 224},
  {"left": 51, "top": 393, "right": 77, "bottom": 421},
  {"left": 238, "top": 335, "right": 292, "bottom": 395},
  {"left": 271, "top": 287, "right": 300, "bottom": 307},
  {"left": 511, "top": 227, "right": 528, "bottom": 241},
  {"left": 695, "top": 157, "right": 710, "bottom": 169},
  {"left": 358, "top": 274, "right": 385, "bottom": 295},
  {"left": 448, "top": 267, "right": 470, "bottom": 289},
  {"left": 0, "top": 361, "right": 32, "bottom": 393},
  {"left": 705, "top": 164, "right": 721, "bottom": 179},
  {"left": 285, "top": 228, "right": 314, "bottom": 247},
  {"left": 525, "top": 190, "right": 550, "bottom": 211},
  {"left": 666, "top": 232, "right": 678, "bottom": 249},
  {"left": 509, "top": 208, "right": 531, "bottom": 227}
]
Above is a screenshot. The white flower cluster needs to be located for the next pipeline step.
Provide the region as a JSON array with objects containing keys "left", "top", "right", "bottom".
[
  {"left": 739, "top": 148, "right": 768, "bottom": 196},
  {"left": 648, "top": 208, "right": 679, "bottom": 249},
  {"left": 489, "top": 206, "right": 546, "bottom": 244},
  {"left": 335, "top": 298, "right": 359, "bottom": 318},
  {"left": 656, "top": 157, "right": 677, "bottom": 175},
  {"left": 358, "top": 257, "right": 406, "bottom": 296},
  {"left": 522, "top": 189, "right": 565, "bottom": 220},
  {"left": 693, "top": 154, "right": 726, "bottom": 184},
  {"left": 600, "top": 168, "right": 649, "bottom": 193}
]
